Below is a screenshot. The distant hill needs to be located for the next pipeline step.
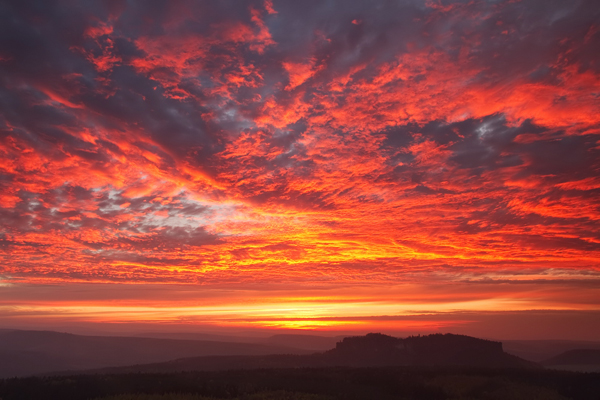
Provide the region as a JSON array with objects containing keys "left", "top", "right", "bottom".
[
  {"left": 88, "top": 333, "right": 537, "bottom": 374},
  {"left": 503, "top": 340, "right": 600, "bottom": 362},
  {"left": 542, "top": 349, "right": 600, "bottom": 372},
  {"left": 263, "top": 334, "right": 343, "bottom": 351},
  {"left": 0, "top": 330, "right": 310, "bottom": 378},
  {"left": 135, "top": 332, "right": 343, "bottom": 351}
]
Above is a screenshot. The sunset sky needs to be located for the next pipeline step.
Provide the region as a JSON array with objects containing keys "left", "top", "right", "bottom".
[{"left": 1, "top": 0, "right": 599, "bottom": 340}]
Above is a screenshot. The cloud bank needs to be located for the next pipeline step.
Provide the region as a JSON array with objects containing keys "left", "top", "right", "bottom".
[{"left": 0, "top": 0, "right": 599, "bottom": 335}]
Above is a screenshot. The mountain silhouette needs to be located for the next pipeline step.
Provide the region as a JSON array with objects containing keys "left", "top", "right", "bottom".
[
  {"left": 502, "top": 339, "right": 600, "bottom": 362},
  {"left": 85, "top": 333, "right": 537, "bottom": 374},
  {"left": 324, "top": 333, "right": 536, "bottom": 368},
  {"left": 543, "top": 349, "right": 600, "bottom": 365},
  {"left": 542, "top": 349, "right": 600, "bottom": 372},
  {"left": 0, "top": 329, "right": 309, "bottom": 378}
]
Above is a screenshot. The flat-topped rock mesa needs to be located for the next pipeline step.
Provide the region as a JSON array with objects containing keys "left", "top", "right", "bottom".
[{"left": 324, "top": 333, "right": 530, "bottom": 368}]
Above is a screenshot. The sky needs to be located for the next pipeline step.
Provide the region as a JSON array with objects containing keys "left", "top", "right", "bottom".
[{"left": 0, "top": 0, "right": 599, "bottom": 340}]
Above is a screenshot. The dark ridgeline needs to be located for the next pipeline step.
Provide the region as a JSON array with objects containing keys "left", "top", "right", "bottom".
[
  {"left": 88, "top": 333, "right": 537, "bottom": 374},
  {"left": 0, "top": 329, "right": 311, "bottom": 378},
  {"left": 502, "top": 339, "right": 600, "bottom": 362},
  {"left": 325, "top": 333, "right": 535, "bottom": 368},
  {"left": 542, "top": 349, "right": 600, "bottom": 372},
  {"left": 2, "top": 333, "right": 600, "bottom": 400},
  {"left": 543, "top": 349, "right": 600, "bottom": 365}
]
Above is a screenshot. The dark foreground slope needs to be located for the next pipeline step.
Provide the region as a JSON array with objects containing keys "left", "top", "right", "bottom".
[
  {"left": 1, "top": 367, "right": 599, "bottom": 400},
  {"left": 91, "top": 333, "right": 536, "bottom": 374},
  {"left": 0, "top": 330, "right": 309, "bottom": 378}
]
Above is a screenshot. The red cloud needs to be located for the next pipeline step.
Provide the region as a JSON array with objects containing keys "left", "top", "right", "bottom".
[{"left": 0, "top": 0, "right": 599, "bottom": 335}]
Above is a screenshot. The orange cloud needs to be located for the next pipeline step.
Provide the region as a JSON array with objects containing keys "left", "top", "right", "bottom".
[{"left": 0, "top": 0, "right": 599, "bottom": 337}]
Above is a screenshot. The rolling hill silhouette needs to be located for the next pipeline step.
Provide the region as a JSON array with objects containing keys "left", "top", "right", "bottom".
[
  {"left": 542, "top": 349, "right": 600, "bottom": 372},
  {"left": 86, "top": 333, "right": 537, "bottom": 374},
  {"left": 0, "top": 329, "right": 309, "bottom": 378},
  {"left": 502, "top": 339, "right": 600, "bottom": 362},
  {"left": 136, "top": 331, "right": 343, "bottom": 351}
]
